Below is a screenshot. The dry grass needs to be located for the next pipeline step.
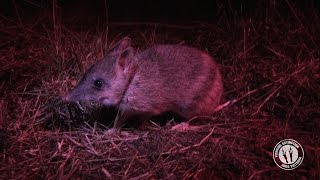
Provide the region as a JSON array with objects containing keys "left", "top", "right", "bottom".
[{"left": 0, "top": 1, "right": 319, "bottom": 179}]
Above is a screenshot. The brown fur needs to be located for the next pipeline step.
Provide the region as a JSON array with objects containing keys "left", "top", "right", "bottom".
[{"left": 65, "top": 37, "right": 223, "bottom": 127}]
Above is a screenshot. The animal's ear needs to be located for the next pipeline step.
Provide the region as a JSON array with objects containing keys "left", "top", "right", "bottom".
[
  {"left": 116, "top": 47, "right": 133, "bottom": 71},
  {"left": 109, "top": 37, "right": 131, "bottom": 53}
]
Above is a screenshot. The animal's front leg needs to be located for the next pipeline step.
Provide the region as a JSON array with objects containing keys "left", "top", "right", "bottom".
[
  {"left": 113, "top": 110, "right": 132, "bottom": 128},
  {"left": 113, "top": 109, "right": 153, "bottom": 128}
]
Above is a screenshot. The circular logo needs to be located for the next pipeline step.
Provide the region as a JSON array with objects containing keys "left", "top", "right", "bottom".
[{"left": 273, "top": 139, "right": 304, "bottom": 170}]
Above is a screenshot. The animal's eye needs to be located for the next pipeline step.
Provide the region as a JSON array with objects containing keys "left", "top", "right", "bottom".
[{"left": 94, "top": 79, "right": 103, "bottom": 88}]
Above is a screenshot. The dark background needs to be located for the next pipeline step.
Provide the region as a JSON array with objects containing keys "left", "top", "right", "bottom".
[{"left": 1, "top": 0, "right": 319, "bottom": 23}]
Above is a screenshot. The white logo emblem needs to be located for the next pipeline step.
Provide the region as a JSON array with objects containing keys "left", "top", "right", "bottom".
[{"left": 273, "top": 139, "right": 304, "bottom": 170}]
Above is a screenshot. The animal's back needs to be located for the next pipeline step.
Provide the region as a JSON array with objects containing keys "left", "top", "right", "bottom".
[{"left": 122, "top": 45, "right": 223, "bottom": 118}]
